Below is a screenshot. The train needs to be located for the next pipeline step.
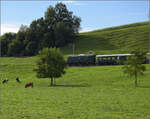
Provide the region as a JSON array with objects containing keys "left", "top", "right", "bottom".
[{"left": 67, "top": 53, "right": 150, "bottom": 66}]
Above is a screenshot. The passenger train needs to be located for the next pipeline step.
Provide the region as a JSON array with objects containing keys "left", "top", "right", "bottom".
[{"left": 67, "top": 53, "right": 150, "bottom": 66}]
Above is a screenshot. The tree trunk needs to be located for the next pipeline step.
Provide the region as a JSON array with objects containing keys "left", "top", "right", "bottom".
[
  {"left": 54, "top": 79, "right": 56, "bottom": 86},
  {"left": 50, "top": 77, "right": 54, "bottom": 86},
  {"left": 135, "top": 73, "right": 138, "bottom": 87}
]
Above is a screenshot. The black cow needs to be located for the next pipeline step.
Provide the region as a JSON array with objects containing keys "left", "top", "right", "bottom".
[
  {"left": 2, "top": 78, "right": 8, "bottom": 84},
  {"left": 16, "top": 77, "right": 21, "bottom": 83}
]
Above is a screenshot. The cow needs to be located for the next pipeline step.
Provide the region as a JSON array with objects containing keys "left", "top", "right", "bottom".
[
  {"left": 25, "top": 82, "right": 33, "bottom": 88},
  {"left": 2, "top": 78, "right": 8, "bottom": 84},
  {"left": 16, "top": 77, "right": 21, "bottom": 83}
]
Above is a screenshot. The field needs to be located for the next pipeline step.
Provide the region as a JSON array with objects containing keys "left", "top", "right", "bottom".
[
  {"left": 0, "top": 57, "right": 150, "bottom": 119},
  {"left": 61, "top": 21, "right": 149, "bottom": 55}
]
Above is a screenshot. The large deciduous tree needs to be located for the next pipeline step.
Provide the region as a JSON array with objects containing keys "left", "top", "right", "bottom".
[
  {"left": 23, "top": 2, "right": 81, "bottom": 55},
  {"left": 34, "top": 48, "right": 67, "bottom": 86},
  {"left": 44, "top": 2, "right": 81, "bottom": 47},
  {"left": 123, "top": 50, "right": 147, "bottom": 87}
]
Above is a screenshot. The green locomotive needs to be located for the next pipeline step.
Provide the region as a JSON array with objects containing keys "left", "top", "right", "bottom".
[{"left": 67, "top": 54, "right": 96, "bottom": 66}]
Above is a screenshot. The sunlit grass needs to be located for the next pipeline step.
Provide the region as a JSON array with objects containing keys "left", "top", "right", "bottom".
[
  {"left": 61, "top": 21, "right": 149, "bottom": 55},
  {"left": 0, "top": 57, "right": 150, "bottom": 119}
]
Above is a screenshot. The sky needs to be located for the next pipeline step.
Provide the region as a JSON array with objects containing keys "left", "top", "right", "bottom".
[{"left": 1, "top": 0, "right": 149, "bottom": 35}]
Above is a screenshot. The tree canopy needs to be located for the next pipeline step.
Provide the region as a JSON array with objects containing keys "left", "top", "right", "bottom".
[
  {"left": 0, "top": 2, "right": 81, "bottom": 57},
  {"left": 123, "top": 50, "right": 147, "bottom": 87},
  {"left": 34, "top": 48, "right": 67, "bottom": 86},
  {"left": 0, "top": 32, "right": 16, "bottom": 56}
]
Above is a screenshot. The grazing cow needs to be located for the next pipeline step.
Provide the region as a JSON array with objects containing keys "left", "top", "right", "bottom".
[
  {"left": 25, "top": 82, "right": 33, "bottom": 88},
  {"left": 2, "top": 78, "right": 8, "bottom": 84},
  {"left": 16, "top": 77, "right": 21, "bottom": 83}
]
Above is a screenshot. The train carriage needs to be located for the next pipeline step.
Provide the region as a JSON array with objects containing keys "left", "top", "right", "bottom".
[
  {"left": 67, "top": 55, "right": 80, "bottom": 66},
  {"left": 96, "top": 54, "right": 131, "bottom": 65},
  {"left": 67, "top": 53, "right": 149, "bottom": 66},
  {"left": 67, "top": 54, "right": 96, "bottom": 66}
]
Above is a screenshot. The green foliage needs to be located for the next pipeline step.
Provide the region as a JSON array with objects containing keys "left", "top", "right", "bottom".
[
  {"left": 0, "top": 32, "right": 16, "bottom": 56},
  {"left": 1, "top": 2, "right": 81, "bottom": 57},
  {"left": 7, "top": 39, "right": 22, "bottom": 56},
  {"left": 34, "top": 48, "right": 67, "bottom": 86},
  {"left": 54, "top": 22, "right": 74, "bottom": 47},
  {"left": 1, "top": 57, "right": 150, "bottom": 119},
  {"left": 123, "top": 49, "right": 147, "bottom": 87},
  {"left": 25, "top": 17, "right": 45, "bottom": 55},
  {"left": 43, "top": 2, "right": 81, "bottom": 48}
]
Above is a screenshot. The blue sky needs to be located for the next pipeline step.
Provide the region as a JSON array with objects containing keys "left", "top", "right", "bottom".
[{"left": 1, "top": 1, "right": 149, "bottom": 35}]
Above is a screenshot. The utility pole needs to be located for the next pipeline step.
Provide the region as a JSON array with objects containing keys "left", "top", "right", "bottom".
[{"left": 73, "top": 43, "right": 75, "bottom": 55}]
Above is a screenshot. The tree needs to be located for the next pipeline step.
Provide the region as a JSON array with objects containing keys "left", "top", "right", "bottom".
[
  {"left": 24, "top": 19, "right": 44, "bottom": 56},
  {"left": 1, "top": 2, "right": 81, "bottom": 57},
  {"left": 0, "top": 32, "right": 16, "bottom": 56},
  {"left": 44, "top": 2, "right": 81, "bottom": 47},
  {"left": 34, "top": 48, "right": 67, "bottom": 86},
  {"left": 7, "top": 39, "right": 22, "bottom": 56},
  {"left": 54, "top": 21, "right": 74, "bottom": 47},
  {"left": 14, "top": 25, "right": 28, "bottom": 56},
  {"left": 123, "top": 50, "right": 147, "bottom": 87}
]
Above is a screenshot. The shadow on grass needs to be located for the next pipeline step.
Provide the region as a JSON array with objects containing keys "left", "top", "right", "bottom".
[
  {"left": 53, "top": 83, "right": 90, "bottom": 87},
  {"left": 138, "top": 85, "right": 150, "bottom": 88},
  {"left": 39, "top": 83, "right": 90, "bottom": 87}
]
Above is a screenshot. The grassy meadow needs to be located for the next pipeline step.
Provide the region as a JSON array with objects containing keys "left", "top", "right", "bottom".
[{"left": 0, "top": 57, "right": 150, "bottom": 119}]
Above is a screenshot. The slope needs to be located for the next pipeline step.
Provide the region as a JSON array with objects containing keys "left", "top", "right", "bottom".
[{"left": 61, "top": 21, "right": 149, "bottom": 55}]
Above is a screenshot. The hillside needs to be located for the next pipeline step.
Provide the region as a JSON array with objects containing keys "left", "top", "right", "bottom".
[{"left": 61, "top": 21, "right": 150, "bottom": 55}]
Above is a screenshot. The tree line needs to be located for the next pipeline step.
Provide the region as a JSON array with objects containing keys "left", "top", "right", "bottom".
[{"left": 0, "top": 3, "right": 81, "bottom": 57}]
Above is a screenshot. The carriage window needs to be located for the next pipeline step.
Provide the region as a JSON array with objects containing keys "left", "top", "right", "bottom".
[
  {"left": 107, "top": 57, "right": 111, "bottom": 60},
  {"left": 123, "top": 56, "right": 127, "bottom": 60},
  {"left": 103, "top": 57, "right": 106, "bottom": 60},
  {"left": 99, "top": 57, "right": 102, "bottom": 60},
  {"left": 106, "top": 57, "right": 109, "bottom": 60},
  {"left": 112, "top": 57, "right": 115, "bottom": 60},
  {"left": 113, "top": 57, "right": 117, "bottom": 60}
]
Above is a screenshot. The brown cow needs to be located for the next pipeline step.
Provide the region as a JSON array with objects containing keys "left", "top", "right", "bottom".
[{"left": 25, "top": 82, "right": 33, "bottom": 88}]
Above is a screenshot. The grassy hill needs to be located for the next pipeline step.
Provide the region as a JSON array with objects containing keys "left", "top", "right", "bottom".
[{"left": 61, "top": 21, "right": 149, "bottom": 55}]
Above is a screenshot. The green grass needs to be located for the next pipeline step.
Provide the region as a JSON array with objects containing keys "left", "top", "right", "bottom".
[
  {"left": 61, "top": 21, "right": 150, "bottom": 55},
  {"left": 0, "top": 57, "right": 150, "bottom": 119}
]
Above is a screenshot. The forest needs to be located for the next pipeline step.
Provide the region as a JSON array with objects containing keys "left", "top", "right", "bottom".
[{"left": 0, "top": 2, "right": 81, "bottom": 56}]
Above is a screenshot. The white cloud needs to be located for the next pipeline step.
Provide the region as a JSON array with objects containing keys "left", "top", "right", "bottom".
[
  {"left": 0, "top": 23, "right": 94, "bottom": 35},
  {"left": 1, "top": 23, "right": 19, "bottom": 35},
  {"left": 58, "top": 0, "right": 75, "bottom": 4},
  {"left": 79, "top": 27, "right": 94, "bottom": 33},
  {"left": 0, "top": 23, "right": 29, "bottom": 36},
  {"left": 58, "top": 0, "right": 85, "bottom": 5},
  {"left": 73, "top": 2, "right": 85, "bottom": 6}
]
